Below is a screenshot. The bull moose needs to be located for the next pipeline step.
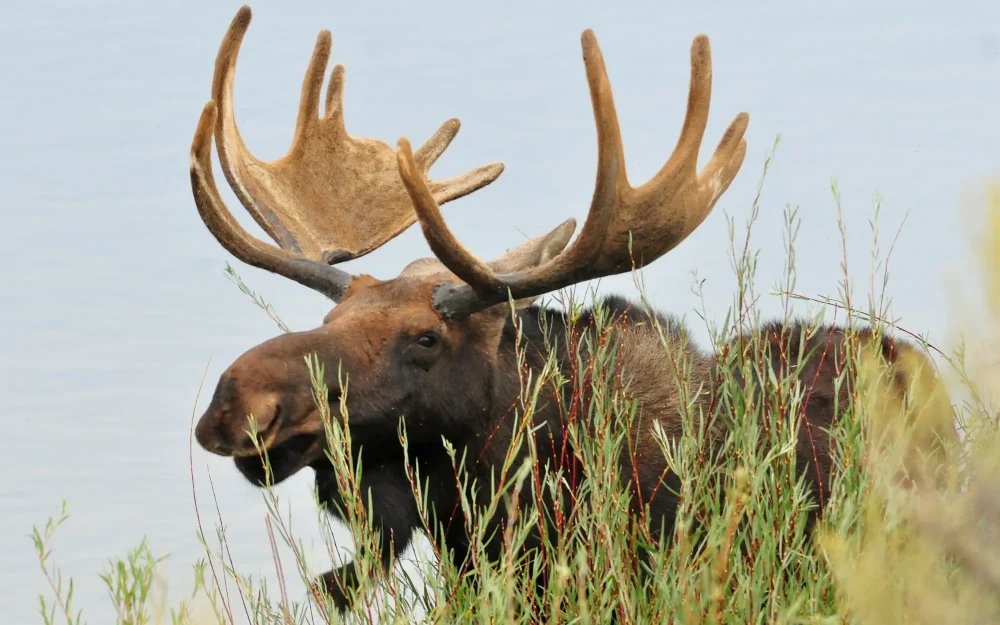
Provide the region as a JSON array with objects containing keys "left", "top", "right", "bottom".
[{"left": 189, "top": 5, "right": 953, "bottom": 615}]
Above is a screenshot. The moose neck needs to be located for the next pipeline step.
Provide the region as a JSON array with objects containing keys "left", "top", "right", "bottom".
[
  {"left": 394, "top": 295, "right": 706, "bottom": 483},
  {"left": 477, "top": 296, "right": 690, "bottom": 464}
]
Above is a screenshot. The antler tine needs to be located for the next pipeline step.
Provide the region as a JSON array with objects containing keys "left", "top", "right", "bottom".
[
  {"left": 211, "top": 6, "right": 269, "bottom": 238},
  {"left": 292, "top": 28, "right": 334, "bottom": 144},
  {"left": 323, "top": 63, "right": 347, "bottom": 128},
  {"left": 421, "top": 120, "right": 510, "bottom": 204},
  {"left": 700, "top": 110, "right": 750, "bottom": 204},
  {"left": 189, "top": 6, "right": 505, "bottom": 300},
  {"left": 415, "top": 119, "right": 460, "bottom": 170},
  {"left": 397, "top": 29, "right": 748, "bottom": 320},
  {"left": 528, "top": 29, "right": 626, "bottom": 281},
  {"left": 398, "top": 138, "right": 502, "bottom": 290},
  {"left": 656, "top": 34, "right": 713, "bottom": 178},
  {"left": 190, "top": 102, "right": 353, "bottom": 301}
]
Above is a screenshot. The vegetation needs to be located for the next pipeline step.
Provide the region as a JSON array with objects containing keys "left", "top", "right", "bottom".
[{"left": 31, "top": 159, "right": 1000, "bottom": 623}]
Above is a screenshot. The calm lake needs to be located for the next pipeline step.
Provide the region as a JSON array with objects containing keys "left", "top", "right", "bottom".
[{"left": 2, "top": 1, "right": 998, "bottom": 622}]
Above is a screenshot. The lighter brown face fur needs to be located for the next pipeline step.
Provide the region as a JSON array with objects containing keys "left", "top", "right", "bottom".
[{"left": 193, "top": 270, "right": 513, "bottom": 482}]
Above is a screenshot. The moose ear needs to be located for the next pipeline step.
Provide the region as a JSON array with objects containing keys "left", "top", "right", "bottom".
[
  {"left": 401, "top": 218, "right": 573, "bottom": 284},
  {"left": 418, "top": 219, "right": 577, "bottom": 327},
  {"left": 459, "top": 220, "right": 577, "bottom": 354},
  {"left": 399, "top": 257, "right": 447, "bottom": 279},
  {"left": 481, "top": 218, "right": 577, "bottom": 310},
  {"left": 487, "top": 219, "right": 577, "bottom": 275}
]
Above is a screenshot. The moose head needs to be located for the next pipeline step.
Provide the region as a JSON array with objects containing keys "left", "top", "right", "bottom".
[{"left": 191, "top": 5, "right": 748, "bottom": 489}]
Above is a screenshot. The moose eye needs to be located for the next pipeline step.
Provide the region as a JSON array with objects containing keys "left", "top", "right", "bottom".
[{"left": 416, "top": 333, "right": 438, "bottom": 349}]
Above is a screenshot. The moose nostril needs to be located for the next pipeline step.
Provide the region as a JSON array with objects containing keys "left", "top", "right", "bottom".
[
  {"left": 197, "top": 364, "right": 286, "bottom": 455},
  {"left": 195, "top": 411, "right": 234, "bottom": 456},
  {"left": 245, "top": 394, "right": 281, "bottom": 432}
]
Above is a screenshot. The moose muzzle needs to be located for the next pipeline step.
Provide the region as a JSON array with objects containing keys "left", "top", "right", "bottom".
[{"left": 195, "top": 367, "right": 286, "bottom": 457}]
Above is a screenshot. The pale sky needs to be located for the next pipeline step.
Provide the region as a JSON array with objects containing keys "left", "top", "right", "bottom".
[{"left": 2, "top": 1, "right": 998, "bottom": 622}]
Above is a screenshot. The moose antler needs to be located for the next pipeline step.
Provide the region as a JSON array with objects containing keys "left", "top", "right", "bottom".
[
  {"left": 396, "top": 30, "right": 748, "bottom": 319},
  {"left": 189, "top": 6, "right": 504, "bottom": 301}
]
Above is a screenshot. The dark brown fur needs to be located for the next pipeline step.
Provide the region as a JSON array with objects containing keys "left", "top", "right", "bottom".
[{"left": 195, "top": 285, "right": 954, "bottom": 614}]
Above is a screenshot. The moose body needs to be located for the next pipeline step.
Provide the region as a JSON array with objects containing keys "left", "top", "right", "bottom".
[
  {"left": 187, "top": 6, "right": 952, "bottom": 615},
  {"left": 200, "top": 288, "right": 942, "bottom": 611}
]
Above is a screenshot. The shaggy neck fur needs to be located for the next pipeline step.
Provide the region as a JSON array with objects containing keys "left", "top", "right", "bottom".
[
  {"left": 416, "top": 295, "right": 715, "bottom": 563},
  {"left": 307, "top": 292, "right": 951, "bottom": 611}
]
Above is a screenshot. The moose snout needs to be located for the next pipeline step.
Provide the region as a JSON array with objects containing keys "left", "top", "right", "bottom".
[{"left": 194, "top": 369, "right": 284, "bottom": 457}]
